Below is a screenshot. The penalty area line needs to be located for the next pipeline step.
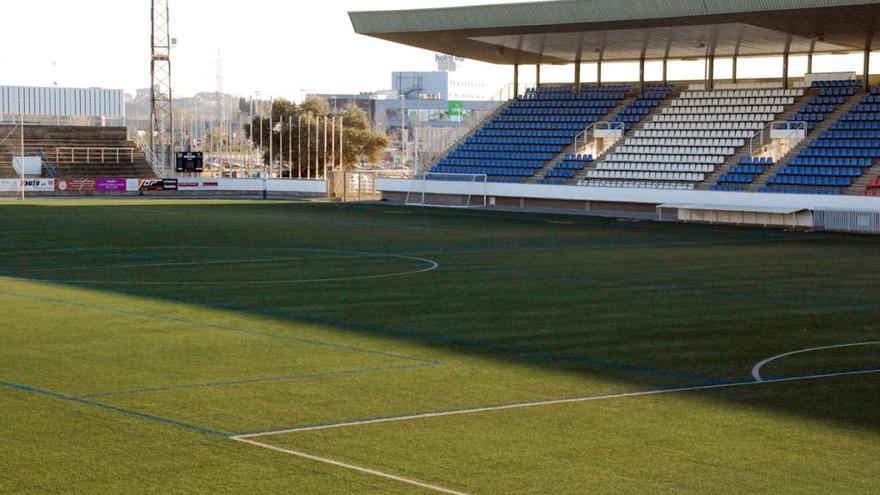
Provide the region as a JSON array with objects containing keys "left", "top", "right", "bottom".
[
  {"left": 230, "top": 369, "right": 880, "bottom": 495},
  {"left": 232, "top": 437, "right": 470, "bottom": 495},
  {"left": 236, "top": 367, "right": 880, "bottom": 439}
]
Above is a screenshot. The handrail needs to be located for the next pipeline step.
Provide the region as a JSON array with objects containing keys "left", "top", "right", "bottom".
[
  {"left": 749, "top": 120, "right": 807, "bottom": 156},
  {"left": 10, "top": 146, "right": 58, "bottom": 178},
  {"left": 573, "top": 121, "right": 625, "bottom": 153},
  {"left": 129, "top": 128, "right": 167, "bottom": 177},
  {"left": 54, "top": 147, "right": 136, "bottom": 164},
  {"left": 34, "top": 148, "right": 59, "bottom": 178}
]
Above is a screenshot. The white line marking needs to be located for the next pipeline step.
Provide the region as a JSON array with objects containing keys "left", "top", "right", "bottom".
[
  {"left": 232, "top": 437, "right": 470, "bottom": 495},
  {"left": 5, "top": 255, "right": 373, "bottom": 273},
  {"left": 235, "top": 368, "right": 880, "bottom": 439},
  {"left": 0, "top": 247, "right": 439, "bottom": 286},
  {"left": 751, "top": 341, "right": 880, "bottom": 382}
]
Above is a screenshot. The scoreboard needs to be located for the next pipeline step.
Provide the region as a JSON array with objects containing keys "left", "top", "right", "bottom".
[{"left": 176, "top": 152, "right": 204, "bottom": 173}]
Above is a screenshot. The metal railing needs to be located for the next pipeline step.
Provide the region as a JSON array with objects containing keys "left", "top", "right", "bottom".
[
  {"left": 573, "top": 121, "right": 625, "bottom": 156},
  {"left": 10, "top": 146, "right": 59, "bottom": 178},
  {"left": 33, "top": 148, "right": 59, "bottom": 178},
  {"left": 54, "top": 147, "right": 136, "bottom": 164},
  {"left": 128, "top": 129, "right": 167, "bottom": 177},
  {"left": 749, "top": 121, "right": 807, "bottom": 157},
  {"left": 814, "top": 209, "right": 880, "bottom": 234},
  {"left": 416, "top": 83, "right": 517, "bottom": 173}
]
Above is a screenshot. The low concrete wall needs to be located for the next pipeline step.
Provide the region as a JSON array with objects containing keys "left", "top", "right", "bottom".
[
  {"left": 677, "top": 209, "right": 814, "bottom": 228},
  {"left": 378, "top": 178, "right": 880, "bottom": 212},
  {"left": 378, "top": 179, "right": 880, "bottom": 230}
]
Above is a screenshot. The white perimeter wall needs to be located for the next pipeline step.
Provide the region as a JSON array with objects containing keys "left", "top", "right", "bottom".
[
  {"left": 378, "top": 179, "right": 880, "bottom": 212},
  {"left": 177, "top": 178, "right": 326, "bottom": 193}
]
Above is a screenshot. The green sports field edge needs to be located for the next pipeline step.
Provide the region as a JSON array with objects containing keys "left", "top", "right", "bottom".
[{"left": 1, "top": 199, "right": 878, "bottom": 494}]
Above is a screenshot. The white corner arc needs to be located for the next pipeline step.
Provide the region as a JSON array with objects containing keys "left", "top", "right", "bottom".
[{"left": 751, "top": 341, "right": 880, "bottom": 382}]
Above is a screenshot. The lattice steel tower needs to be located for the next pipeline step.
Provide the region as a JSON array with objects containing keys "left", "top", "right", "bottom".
[{"left": 151, "top": 0, "right": 173, "bottom": 173}]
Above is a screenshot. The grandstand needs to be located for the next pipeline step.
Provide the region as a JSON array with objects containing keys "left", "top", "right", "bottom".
[
  {"left": 430, "top": 80, "right": 880, "bottom": 195},
  {"left": 0, "top": 125, "right": 156, "bottom": 179},
  {"left": 352, "top": 0, "right": 880, "bottom": 227}
]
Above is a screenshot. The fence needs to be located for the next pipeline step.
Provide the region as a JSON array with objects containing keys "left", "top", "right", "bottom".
[
  {"left": 813, "top": 209, "right": 880, "bottom": 234},
  {"left": 415, "top": 83, "right": 516, "bottom": 173},
  {"left": 749, "top": 121, "right": 807, "bottom": 157},
  {"left": 55, "top": 147, "right": 136, "bottom": 164},
  {"left": 330, "top": 169, "right": 413, "bottom": 202}
]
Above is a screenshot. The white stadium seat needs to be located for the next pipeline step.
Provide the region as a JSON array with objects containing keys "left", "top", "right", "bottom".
[{"left": 590, "top": 85, "right": 798, "bottom": 190}]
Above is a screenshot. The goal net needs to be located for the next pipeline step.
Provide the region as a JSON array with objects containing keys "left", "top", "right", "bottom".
[{"left": 404, "top": 172, "right": 488, "bottom": 208}]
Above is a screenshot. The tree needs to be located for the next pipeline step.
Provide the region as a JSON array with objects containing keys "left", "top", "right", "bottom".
[
  {"left": 300, "top": 96, "right": 330, "bottom": 117},
  {"left": 339, "top": 106, "right": 388, "bottom": 168},
  {"left": 244, "top": 96, "right": 388, "bottom": 177}
]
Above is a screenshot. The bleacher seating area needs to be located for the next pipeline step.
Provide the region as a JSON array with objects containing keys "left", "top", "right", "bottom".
[
  {"left": 431, "top": 85, "right": 628, "bottom": 183},
  {"left": 787, "top": 80, "right": 858, "bottom": 131},
  {"left": 612, "top": 85, "right": 675, "bottom": 131},
  {"left": 584, "top": 87, "right": 803, "bottom": 190},
  {"left": 713, "top": 156, "right": 774, "bottom": 191},
  {"left": 0, "top": 125, "right": 156, "bottom": 179},
  {"left": 535, "top": 153, "right": 593, "bottom": 185},
  {"left": 762, "top": 84, "right": 880, "bottom": 195},
  {"left": 424, "top": 78, "right": 880, "bottom": 197}
]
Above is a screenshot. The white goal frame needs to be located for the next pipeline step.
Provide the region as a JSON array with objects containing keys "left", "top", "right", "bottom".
[{"left": 404, "top": 172, "right": 489, "bottom": 209}]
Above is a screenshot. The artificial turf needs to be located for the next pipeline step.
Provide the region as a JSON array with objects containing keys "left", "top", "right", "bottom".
[{"left": 1, "top": 199, "right": 878, "bottom": 494}]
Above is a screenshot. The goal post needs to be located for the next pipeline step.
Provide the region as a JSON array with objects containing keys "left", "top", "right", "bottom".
[{"left": 404, "top": 172, "right": 489, "bottom": 208}]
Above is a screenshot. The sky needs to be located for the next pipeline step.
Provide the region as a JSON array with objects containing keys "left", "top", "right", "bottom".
[{"left": 1, "top": 0, "right": 873, "bottom": 102}]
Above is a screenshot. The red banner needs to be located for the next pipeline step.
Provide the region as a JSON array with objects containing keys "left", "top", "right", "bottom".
[{"left": 55, "top": 179, "right": 96, "bottom": 193}]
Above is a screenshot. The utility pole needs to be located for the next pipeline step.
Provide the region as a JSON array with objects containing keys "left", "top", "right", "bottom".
[{"left": 150, "top": 0, "right": 173, "bottom": 174}]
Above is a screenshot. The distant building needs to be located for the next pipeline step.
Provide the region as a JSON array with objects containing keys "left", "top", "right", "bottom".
[
  {"left": 308, "top": 56, "right": 499, "bottom": 166},
  {"left": 0, "top": 85, "right": 125, "bottom": 123}
]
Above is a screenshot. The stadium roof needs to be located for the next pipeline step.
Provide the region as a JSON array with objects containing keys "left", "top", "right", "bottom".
[{"left": 349, "top": 0, "right": 880, "bottom": 65}]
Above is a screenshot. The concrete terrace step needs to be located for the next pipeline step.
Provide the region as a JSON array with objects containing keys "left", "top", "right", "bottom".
[{"left": 0, "top": 125, "right": 157, "bottom": 179}]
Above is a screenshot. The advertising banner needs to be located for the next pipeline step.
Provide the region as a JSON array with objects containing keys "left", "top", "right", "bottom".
[
  {"left": 178, "top": 179, "right": 220, "bottom": 190},
  {"left": 95, "top": 178, "right": 128, "bottom": 192},
  {"left": 138, "top": 178, "right": 178, "bottom": 191},
  {"left": 448, "top": 100, "right": 463, "bottom": 123},
  {"left": 55, "top": 179, "right": 96, "bottom": 193},
  {"left": 138, "top": 179, "right": 165, "bottom": 191},
  {"left": 0, "top": 178, "right": 55, "bottom": 192}
]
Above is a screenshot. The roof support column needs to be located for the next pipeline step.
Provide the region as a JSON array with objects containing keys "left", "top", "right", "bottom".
[
  {"left": 639, "top": 34, "right": 648, "bottom": 92},
  {"left": 574, "top": 34, "right": 585, "bottom": 94},
  {"left": 807, "top": 40, "right": 815, "bottom": 74},
  {"left": 705, "top": 28, "right": 718, "bottom": 90},
  {"left": 662, "top": 29, "right": 672, "bottom": 85},
  {"left": 732, "top": 56, "right": 738, "bottom": 83},
  {"left": 513, "top": 64, "right": 519, "bottom": 98},
  {"left": 783, "top": 35, "right": 792, "bottom": 89},
  {"left": 733, "top": 32, "right": 742, "bottom": 83},
  {"left": 864, "top": 28, "right": 874, "bottom": 92},
  {"left": 597, "top": 60, "right": 603, "bottom": 87},
  {"left": 707, "top": 53, "right": 715, "bottom": 90},
  {"left": 639, "top": 56, "right": 646, "bottom": 92},
  {"left": 536, "top": 64, "right": 541, "bottom": 88}
]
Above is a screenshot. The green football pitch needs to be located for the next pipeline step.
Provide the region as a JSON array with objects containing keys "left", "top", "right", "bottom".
[{"left": 1, "top": 199, "right": 878, "bottom": 494}]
